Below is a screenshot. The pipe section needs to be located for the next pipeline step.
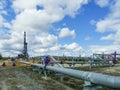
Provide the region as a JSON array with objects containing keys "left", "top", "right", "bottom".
[{"left": 20, "top": 61, "right": 120, "bottom": 89}]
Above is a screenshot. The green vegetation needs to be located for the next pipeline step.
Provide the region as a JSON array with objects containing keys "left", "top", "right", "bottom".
[{"left": 0, "top": 54, "right": 2, "bottom": 60}]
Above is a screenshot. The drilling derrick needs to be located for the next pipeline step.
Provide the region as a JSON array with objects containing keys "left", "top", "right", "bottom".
[
  {"left": 22, "top": 32, "right": 28, "bottom": 59},
  {"left": 18, "top": 32, "right": 29, "bottom": 59}
]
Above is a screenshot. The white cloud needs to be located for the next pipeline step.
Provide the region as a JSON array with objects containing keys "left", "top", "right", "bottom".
[
  {"left": 49, "top": 42, "right": 83, "bottom": 56},
  {"left": 96, "top": 0, "right": 120, "bottom": 33},
  {"left": 100, "top": 34, "right": 114, "bottom": 40},
  {"left": 94, "top": 0, "right": 110, "bottom": 8},
  {"left": 59, "top": 27, "right": 76, "bottom": 38},
  {"left": 90, "top": 19, "right": 96, "bottom": 25},
  {"left": 61, "top": 42, "right": 84, "bottom": 56},
  {"left": 12, "top": 9, "right": 55, "bottom": 33},
  {"left": 113, "top": 31, "right": 120, "bottom": 45},
  {"left": 50, "top": 44, "right": 61, "bottom": 51},
  {"left": 96, "top": 19, "right": 120, "bottom": 33},
  {"left": 0, "top": 0, "right": 6, "bottom": 9},
  {"left": 89, "top": 45, "right": 120, "bottom": 54},
  {"left": 0, "top": 15, "right": 4, "bottom": 26},
  {"left": 35, "top": 33, "right": 58, "bottom": 48},
  {"left": 85, "top": 36, "right": 91, "bottom": 41},
  {"left": 0, "top": 0, "right": 7, "bottom": 15},
  {"left": 31, "top": 42, "right": 84, "bottom": 56},
  {"left": 0, "top": 0, "right": 89, "bottom": 57},
  {"left": 63, "top": 42, "right": 83, "bottom": 52},
  {"left": 0, "top": 15, "right": 11, "bottom": 40},
  {"left": 12, "top": 0, "right": 88, "bottom": 17},
  {"left": 93, "top": 0, "right": 120, "bottom": 53},
  {"left": 11, "top": 0, "right": 89, "bottom": 34},
  {"left": 12, "top": 0, "right": 39, "bottom": 13}
]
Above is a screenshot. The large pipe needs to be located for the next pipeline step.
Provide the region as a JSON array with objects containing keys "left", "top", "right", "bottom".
[{"left": 20, "top": 61, "right": 120, "bottom": 89}]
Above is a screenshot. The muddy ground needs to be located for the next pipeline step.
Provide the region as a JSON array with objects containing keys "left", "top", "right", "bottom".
[{"left": 0, "top": 64, "right": 120, "bottom": 90}]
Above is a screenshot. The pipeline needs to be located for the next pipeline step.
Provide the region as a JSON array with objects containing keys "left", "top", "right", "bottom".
[{"left": 20, "top": 61, "right": 120, "bottom": 89}]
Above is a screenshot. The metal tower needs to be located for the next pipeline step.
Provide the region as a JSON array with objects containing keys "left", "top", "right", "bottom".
[{"left": 22, "top": 32, "right": 28, "bottom": 59}]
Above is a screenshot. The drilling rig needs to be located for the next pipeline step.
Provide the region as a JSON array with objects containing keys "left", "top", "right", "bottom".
[{"left": 18, "top": 32, "right": 29, "bottom": 60}]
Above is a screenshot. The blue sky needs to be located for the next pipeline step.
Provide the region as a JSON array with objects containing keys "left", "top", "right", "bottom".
[{"left": 0, "top": 0, "right": 120, "bottom": 57}]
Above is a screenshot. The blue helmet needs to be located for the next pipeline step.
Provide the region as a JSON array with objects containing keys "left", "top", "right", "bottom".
[{"left": 44, "top": 56, "right": 49, "bottom": 61}]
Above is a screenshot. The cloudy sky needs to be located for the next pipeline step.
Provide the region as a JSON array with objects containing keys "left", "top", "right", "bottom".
[{"left": 0, "top": 0, "right": 120, "bottom": 57}]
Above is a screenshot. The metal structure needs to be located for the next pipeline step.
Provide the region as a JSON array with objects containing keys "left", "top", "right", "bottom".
[
  {"left": 20, "top": 61, "right": 120, "bottom": 89},
  {"left": 18, "top": 32, "right": 29, "bottom": 59},
  {"left": 89, "top": 52, "right": 119, "bottom": 68},
  {"left": 91, "top": 51, "right": 120, "bottom": 65},
  {"left": 112, "top": 51, "right": 120, "bottom": 64},
  {"left": 22, "top": 32, "right": 28, "bottom": 59}
]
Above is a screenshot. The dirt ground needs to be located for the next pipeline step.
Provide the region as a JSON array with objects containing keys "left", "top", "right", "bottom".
[{"left": 0, "top": 66, "right": 72, "bottom": 90}]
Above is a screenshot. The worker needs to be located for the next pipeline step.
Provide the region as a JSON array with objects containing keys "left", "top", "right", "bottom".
[
  {"left": 60, "top": 60, "right": 63, "bottom": 64},
  {"left": 11, "top": 57, "right": 15, "bottom": 62},
  {"left": 12, "top": 62, "right": 16, "bottom": 66},
  {"left": 43, "top": 56, "right": 50, "bottom": 70},
  {"left": 2, "top": 62, "right": 6, "bottom": 66}
]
